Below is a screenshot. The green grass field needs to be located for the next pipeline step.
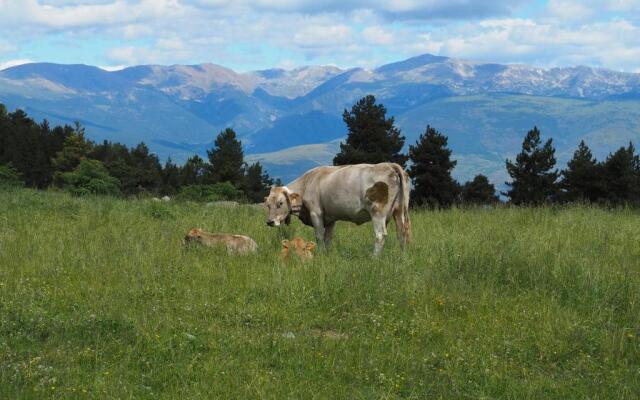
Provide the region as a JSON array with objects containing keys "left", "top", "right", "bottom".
[{"left": 1, "top": 189, "right": 639, "bottom": 399}]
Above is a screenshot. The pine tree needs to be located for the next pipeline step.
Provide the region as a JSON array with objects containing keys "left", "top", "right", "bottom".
[
  {"left": 503, "top": 126, "right": 559, "bottom": 205},
  {"left": 128, "top": 143, "right": 162, "bottom": 194},
  {"left": 0, "top": 105, "right": 8, "bottom": 162},
  {"left": 206, "top": 128, "right": 245, "bottom": 186},
  {"left": 601, "top": 142, "right": 640, "bottom": 205},
  {"left": 161, "top": 157, "right": 181, "bottom": 195},
  {"left": 560, "top": 140, "right": 604, "bottom": 202},
  {"left": 461, "top": 174, "right": 499, "bottom": 205},
  {"left": 242, "top": 162, "right": 273, "bottom": 203},
  {"left": 180, "top": 155, "right": 207, "bottom": 186},
  {"left": 333, "top": 95, "right": 407, "bottom": 167},
  {"left": 408, "top": 125, "right": 460, "bottom": 207},
  {"left": 52, "top": 121, "right": 93, "bottom": 185},
  {"left": 90, "top": 140, "right": 132, "bottom": 194}
]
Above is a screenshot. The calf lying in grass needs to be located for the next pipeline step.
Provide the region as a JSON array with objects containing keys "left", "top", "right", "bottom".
[
  {"left": 281, "top": 238, "right": 316, "bottom": 261},
  {"left": 184, "top": 228, "right": 258, "bottom": 255}
]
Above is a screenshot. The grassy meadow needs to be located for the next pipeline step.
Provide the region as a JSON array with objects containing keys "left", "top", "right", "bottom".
[{"left": 0, "top": 188, "right": 639, "bottom": 399}]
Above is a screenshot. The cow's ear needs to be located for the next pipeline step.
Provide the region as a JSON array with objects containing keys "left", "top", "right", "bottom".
[
  {"left": 306, "top": 242, "right": 316, "bottom": 251},
  {"left": 281, "top": 239, "right": 289, "bottom": 248},
  {"left": 289, "top": 192, "right": 302, "bottom": 215}
]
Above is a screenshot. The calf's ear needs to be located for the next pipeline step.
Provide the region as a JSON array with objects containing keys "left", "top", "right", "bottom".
[
  {"left": 281, "top": 239, "right": 289, "bottom": 248},
  {"left": 306, "top": 242, "right": 316, "bottom": 251}
]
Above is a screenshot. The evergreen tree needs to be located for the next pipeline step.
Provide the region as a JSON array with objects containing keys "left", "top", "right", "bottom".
[
  {"left": 128, "top": 143, "right": 162, "bottom": 194},
  {"left": 461, "top": 174, "right": 499, "bottom": 205},
  {"left": 333, "top": 95, "right": 407, "bottom": 167},
  {"left": 601, "top": 143, "right": 640, "bottom": 205},
  {"left": 503, "top": 126, "right": 559, "bottom": 205},
  {"left": 206, "top": 128, "right": 245, "bottom": 186},
  {"left": 3, "top": 109, "right": 56, "bottom": 188},
  {"left": 560, "top": 140, "right": 604, "bottom": 202},
  {"left": 90, "top": 140, "right": 134, "bottom": 194},
  {"left": 52, "top": 121, "right": 93, "bottom": 185},
  {"left": 46, "top": 123, "right": 72, "bottom": 158},
  {"left": 0, "top": 105, "right": 8, "bottom": 159},
  {"left": 242, "top": 162, "right": 274, "bottom": 203},
  {"left": 408, "top": 125, "right": 460, "bottom": 207},
  {"left": 180, "top": 155, "right": 207, "bottom": 186},
  {"left": 161, "top": 157, "right": 181, "bottom": 195}
]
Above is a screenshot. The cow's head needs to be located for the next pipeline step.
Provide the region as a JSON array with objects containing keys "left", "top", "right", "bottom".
[{"left": 265, "top": 186, "right": 302, "bottom": 227}]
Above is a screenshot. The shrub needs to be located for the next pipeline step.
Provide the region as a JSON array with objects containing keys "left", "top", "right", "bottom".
[
  {"left": 0, "top": 163, "right": 24, "bottom": 189},
  {"left": 147, "top": 202, "right": 174, "bottom": 220},
  {"left": 62, "top": 159, "right": 120, "bottom": 196},
  {"left": 175, "top": 182, "right": 243, "bottom": 202}
]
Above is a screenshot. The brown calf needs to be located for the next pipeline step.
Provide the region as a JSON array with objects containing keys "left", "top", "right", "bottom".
[
  {"left": 281, "top": 237, "right": 316, "bottom": 261},
  {"left": 184, "top": 228, "right": 258, "bottom": 255}
]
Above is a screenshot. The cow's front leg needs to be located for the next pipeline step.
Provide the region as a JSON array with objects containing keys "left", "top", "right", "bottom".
[
  {"left": 323, "top": 221, "right": 336, "bottom": 249},
  {"left": 372, "top": 215, "right": 387, "bottom": 256},
  {"left": 310, "top": 211, "right": 325, "bottom": 249}
]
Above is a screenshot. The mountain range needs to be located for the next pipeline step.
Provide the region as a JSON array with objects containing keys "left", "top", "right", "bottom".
[{"left": 1, "top": 54, "right": 640, "bottom": 185}]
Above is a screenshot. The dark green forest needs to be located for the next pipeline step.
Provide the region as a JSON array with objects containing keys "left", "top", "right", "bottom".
[
  {"left": 0, "top": 104, "right": 274, "bottom": 203},
  {"left": 2, "top": 97, "right": 640, "bottom": 207}
]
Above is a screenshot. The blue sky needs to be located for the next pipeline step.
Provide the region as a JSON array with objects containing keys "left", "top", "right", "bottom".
[{"left": 0, "top": 0, "right": 639, "bottom": 72}]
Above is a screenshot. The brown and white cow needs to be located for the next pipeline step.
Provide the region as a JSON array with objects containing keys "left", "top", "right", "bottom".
[{"left": 265, "top": 163, "right": 411, "bottom": 256}]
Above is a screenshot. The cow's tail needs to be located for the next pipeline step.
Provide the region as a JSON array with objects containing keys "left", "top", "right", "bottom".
[{"left": 390, "top": 163, "right": 411, "bottom": 247}]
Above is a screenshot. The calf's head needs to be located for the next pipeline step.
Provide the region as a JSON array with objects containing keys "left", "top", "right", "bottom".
[
  {"left": 184, "top": 228, "right": 204, "bottom": 242},
  {"left": 281, "top": 238, "right": 316, "bottom": 260},
  {"left": 265, "top": 186, "right": 302, "bottom": 227}
]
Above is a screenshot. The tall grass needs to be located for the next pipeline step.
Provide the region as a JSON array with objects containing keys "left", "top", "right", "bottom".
[{"left": 1, "top": 189, "right": 638, "bottom": 399}]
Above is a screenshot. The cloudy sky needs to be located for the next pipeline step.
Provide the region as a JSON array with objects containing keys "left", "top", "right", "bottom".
[{"left": 0, "top": 0, "right": 639, "bottom": 72}]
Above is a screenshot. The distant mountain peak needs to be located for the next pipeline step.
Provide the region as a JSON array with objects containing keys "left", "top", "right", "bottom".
[
  {"left": 1, "top": 53, "right": 640, "bottom": 186},
  {"left": 376, "top": 53, "right": 450, "bottom": 74}
]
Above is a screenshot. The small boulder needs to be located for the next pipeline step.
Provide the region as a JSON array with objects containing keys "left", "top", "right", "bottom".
[{"left": 206, "top": 201, "right": 239, "bottom": 208}]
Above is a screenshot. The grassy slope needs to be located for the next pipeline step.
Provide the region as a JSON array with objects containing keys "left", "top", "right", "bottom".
[{"left": 1, "top": 189, "right": 639, "bottom": 399}]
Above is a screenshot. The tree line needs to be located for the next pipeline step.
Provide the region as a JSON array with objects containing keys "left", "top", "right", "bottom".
[
  {"left": 0, "top": 104, "right": 274, "bottom": 202},
  {"left": 333, "top": 95, "right": 640, "bottom": 207},
  {"left": 2, "top": 96, "right": 639, "bottom": 207}
]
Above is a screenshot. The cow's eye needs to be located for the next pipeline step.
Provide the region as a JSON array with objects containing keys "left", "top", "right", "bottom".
[{"left": 277, "top": 201, "right": 283, "bottom": 208}]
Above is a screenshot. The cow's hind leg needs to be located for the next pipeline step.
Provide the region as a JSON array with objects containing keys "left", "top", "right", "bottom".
[
  {"left": 393, "top": 207, "right": 408, "bottom": 250},
  {"left": 372, "top": 214, "right": 387, "bottom": 256}
]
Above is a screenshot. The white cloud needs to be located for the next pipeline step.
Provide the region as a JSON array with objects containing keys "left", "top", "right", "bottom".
[
  {"left": 0, "top": 40, "right": 16, "bottom": 54},
  {"left": 362, "top": 26, "right": 395, "bottom": 45},
  {"left": 0, "top": 59, "right": 34, "bottom": 70},
  {"left": 0, "top": 0, "right": 638, "bottom": 72},
  {"left": 106, "top": 42, "right": 194, "bottom": 66},
  {"left": 292, "top": 24, "right": 353, "bottom": 48},
  {"left": 98, "top": 64, "right": 126, "bottom": 71},
  {"left": 428, "top": 18, "right": 640, "bottom": 71},
  {"left": 546, "top": 0, "right": 595, "bottom": 21}
]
